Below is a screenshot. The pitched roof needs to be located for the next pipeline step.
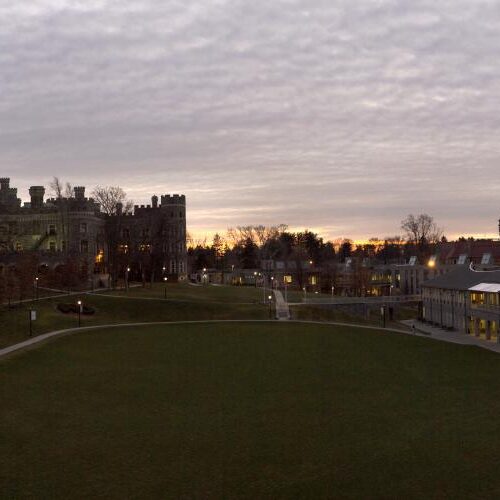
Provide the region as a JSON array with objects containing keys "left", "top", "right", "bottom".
[{"left": 422, "top": 266, "right": 500, "bottom": 291}]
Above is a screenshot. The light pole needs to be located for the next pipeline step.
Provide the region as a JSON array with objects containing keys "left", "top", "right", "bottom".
[
  {"left": 331, "top": 285, "right": 334, "bottom": 302},
  {"left": 125, "top": 267, "right": 130, "bottom": 292},
  {"left": 268, "top": 294, "right": 273, "bottom": 319},
  {"left": 303, "top": 286, "right": 307, "bottom": 302},
  {"left": 163, "top": 276, "right": 168, "bottom": 299},
  {"left": 271, "top": 276, "right": 274, "bottom": 290},
  {"left": 284, "top": 278, "right": 288, "bottom": 303},
  {"left": 33, "top": 276, "right": 39, "bottom": 302},
  {"left": 254, "top": 271, "right": 258, "bottom": 288},
  {"left": 77, "top": 300, "right": 82, "bottom": 328}
]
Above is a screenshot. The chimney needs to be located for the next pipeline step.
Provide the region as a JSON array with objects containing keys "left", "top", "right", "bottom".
[
  {"left": 74, "top": 186, "right": 85, "bottom": 200},
  {"left": 29, "top": 186, "right": 45, "bottom": 209}
]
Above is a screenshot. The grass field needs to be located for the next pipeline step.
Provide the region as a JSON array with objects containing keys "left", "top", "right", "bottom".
[
  {"left": 105, "top": 282, "right": 266, "bottom": 303},
  {"left": 2, "top": 321, "right": 500, "bottom": 499},
  {"left": 0, "top": 284, "right": 269, "bottom": 349}
]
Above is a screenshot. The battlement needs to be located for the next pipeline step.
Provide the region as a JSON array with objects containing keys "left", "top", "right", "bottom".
[
  {"left": 74, "top": 186, "right": 86, "bottom": 200},
  {"left": 0, "top": 178, "right": 10, "bottom": 190},
  {"left": 160, "top": 194, "right": 186, "bottom": 206}
]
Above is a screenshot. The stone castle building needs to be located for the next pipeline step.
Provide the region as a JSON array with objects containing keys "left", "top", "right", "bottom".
[{"left": 0, "top": 178, "right": 187, "bottom": 283}]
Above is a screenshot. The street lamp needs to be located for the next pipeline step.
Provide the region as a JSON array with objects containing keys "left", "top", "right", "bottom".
[
  {"left": 163, "top": 276, "right": 168, "bottom": 299},
  {"left": 33, "top": 276, "right": 39, "bottom": 301},
  {"left": 125, "top": 267, "right": 130, "bottom": 292},
  {"left": 268, "top": 294, "right": 273, "bottom": 319},
  {"left": 254, "top": 271, "right": 258, "bottom": 288},
  {"left": 271, "top": 276, "right": 274, "bottom": 289},
  {"left": 331, "top": 285, "right": 334, "bottom": 302},
  {"left": 303, "top": 286, "right": 307, "bottom": 301},
  {"left": 77, "top": 300, "right": 82, "bottom": 328}
]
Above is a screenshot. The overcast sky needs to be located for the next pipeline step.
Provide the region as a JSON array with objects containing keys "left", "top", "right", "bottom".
[{"left": 1, "top": 0, "right": 499, "bottom": 241}]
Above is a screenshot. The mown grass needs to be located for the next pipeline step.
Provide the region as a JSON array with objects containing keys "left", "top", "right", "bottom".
[
  {"left": 104, "top": 282, "right": 265, "bottom": 303},
  {"left": 0, "top": 285, "right": 268, "bottom": 349},
  {"left": 1, "top": 321, "right": 500, "bottom": 499}
]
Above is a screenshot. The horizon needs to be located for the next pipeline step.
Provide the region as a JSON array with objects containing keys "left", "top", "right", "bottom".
[{"left": 3, "top": 174, "right": 498, "bottom": 244}]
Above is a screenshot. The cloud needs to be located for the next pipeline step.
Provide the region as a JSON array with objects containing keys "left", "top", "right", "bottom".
[{"left": 1, "top": 0, "right": 499, "bottom": 240}]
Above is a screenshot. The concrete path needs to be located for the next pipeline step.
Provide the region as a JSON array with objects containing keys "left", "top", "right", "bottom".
[
  {"left": 3, "top": 317, "right": 500, "bottom": 361},
  {"left": 401, "top": 319, "right": 500, "bottom": 354},
  {"left": 0, "top": 319, "right": 406, "bottom": 359},
  {"left": 273, "top": 290, "right": 290, "bottom": 320}
]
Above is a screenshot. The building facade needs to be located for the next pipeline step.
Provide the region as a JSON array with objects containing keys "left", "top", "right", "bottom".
[
  {"left": 0, "top": 178, "right": 105, "bottom": 276},
  {"left": 422, "top": 266, "right": 500, "bottom": 342},
  {"left": 0, "top": 178, "right": 187, "bottom": 284}
]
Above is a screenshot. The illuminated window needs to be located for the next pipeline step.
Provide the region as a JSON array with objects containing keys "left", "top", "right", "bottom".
[
  {"left": 15, "top": 242, "right": 23, "bottom": 252},
  {"left": 309, "top": 275, "right": 317, "bottom": 285},
  {"left": 284, "top": 275, "right": 293, "bottom": 284},
  {"left": 118, "top": 244, "right": 129, "bottom": 254}
]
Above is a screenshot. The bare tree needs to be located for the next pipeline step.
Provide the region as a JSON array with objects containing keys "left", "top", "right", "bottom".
[
  {"left": 401, "top": 214, "right": 443, "bottom": 249},
  {"left": 91, "top": 186, "right": 133, "bottom": 215},
  {"left": 91, "top": 186, "right": 133, "bottom": 287}
]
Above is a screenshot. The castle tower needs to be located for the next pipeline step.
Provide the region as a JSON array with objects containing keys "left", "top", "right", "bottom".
[
  {"left": 29, "top": 186, "right": 45, "bottom": 210},
  {"left": 74, "top": 186, "right": 85, "bottom": 200}
]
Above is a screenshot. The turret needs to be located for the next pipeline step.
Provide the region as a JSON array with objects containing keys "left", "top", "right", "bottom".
[
  {"left": 0, "top": 178, "right": 10, "bottom": 191},
  {"left": 29, "top": 186, "right": 45, "bottom": 209},
  {"left": 152, "top": 195, "right": 158, "bottom": 208},
  {"left": 74, "top": 186, "right": 85, "bottom": 200}
]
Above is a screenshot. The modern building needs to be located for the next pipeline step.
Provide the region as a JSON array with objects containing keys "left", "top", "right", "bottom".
[{"left": 422, "top": 265, "right": 500, "bottom": 342}]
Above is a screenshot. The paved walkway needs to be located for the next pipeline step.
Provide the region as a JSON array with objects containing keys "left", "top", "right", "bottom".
[
  {"left": 0, "top": 319, "right": 407, "bottom": 359},
  {"left": 3, "top": 316, "right": 500, "bottom": 360},
  {"left": 401, "top": 319, "right": 500, "bottom": 354},
  {"left": 273, "top": 290, "right": 290, "bottom": 320}
]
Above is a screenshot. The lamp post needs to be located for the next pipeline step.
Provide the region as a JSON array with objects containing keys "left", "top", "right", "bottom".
[
  {"left": 331, "top": 285, "right": 334, "bottom": 302},
  {"left": 284, "top": 278, "right": 288, "bottom": 303},
  {"left": 125, "top": 267, "right": 130, "bottom": 292},
  {"left": 268, "top": 294, "right": 273, "bottom": 319},
  {"left": 163, "top": 276, "right": 168, "bottom": 299},
  {"left": 254, "top": 271, "right": 258, "bottom": 288},
  {"left": 271, "top": 276, "right": 274, "bottom": 290},
  {"left": 33, "top": 276, "right": 39, "bottom": 302},
  {"left": 77, "top": 300, "right": 82, "bottom": 328},
  {"left": 303, "top": 286, "right": 307, "bottom": 302}
]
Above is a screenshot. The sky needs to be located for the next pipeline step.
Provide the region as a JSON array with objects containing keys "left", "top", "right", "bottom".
[{"left": 1, "top": 0, "right": 500, "bottom": 242}]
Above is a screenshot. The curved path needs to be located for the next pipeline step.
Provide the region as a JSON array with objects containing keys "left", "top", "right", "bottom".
[{"left": 2, "top": 318, "right": 498, "bottom": 360}]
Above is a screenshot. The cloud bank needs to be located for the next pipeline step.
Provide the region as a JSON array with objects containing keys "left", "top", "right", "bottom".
[{"left": 1, "top": 0, "right": 499, "bottom": 240}]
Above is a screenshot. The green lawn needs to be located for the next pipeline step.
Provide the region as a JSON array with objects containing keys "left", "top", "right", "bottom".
[
  {"left": 2, "top": 321, "right": 500, "bottom": 499},
  {"left": 0, "top": 285, "right": 268, "bottom": 349},
  {"left": 105, "top": 282, "right": 266, "bottom": 303}
]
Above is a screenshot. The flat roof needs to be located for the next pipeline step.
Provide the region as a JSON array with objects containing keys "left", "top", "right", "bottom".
[{"left": 469, "top": 283, "right": 500, "bottom": 293}]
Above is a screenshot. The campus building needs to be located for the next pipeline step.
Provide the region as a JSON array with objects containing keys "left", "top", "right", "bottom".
[
  {"left": 0, "top": 178, "right": 187, "bottom": 283},
  {"left": 422, "top": 266, "right": 500, "bottom": 342}
]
